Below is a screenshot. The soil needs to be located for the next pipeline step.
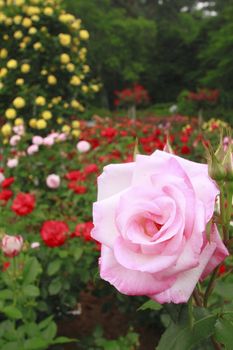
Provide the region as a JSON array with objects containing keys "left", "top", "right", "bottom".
[{"left": 56, "top": 290, "right": 161, "bottom": 350}]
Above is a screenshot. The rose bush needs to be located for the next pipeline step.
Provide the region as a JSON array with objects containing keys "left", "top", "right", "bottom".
[{"left": 92, "top": 150, "right": 228, "bottom": 303}]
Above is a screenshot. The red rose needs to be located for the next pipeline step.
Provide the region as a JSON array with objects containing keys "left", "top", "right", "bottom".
[
  {"left": 83, "top": 164, "right": 98, "bottom": 175},
  {"left": 181, "top": 145, "right": 191, "bottom": 155},
  {"left": 72, "top": 222, "right": 94, "bottom": 241},
  {"left": 2, "top": 177, "right": 15, "bottom": 188},
  {"left": 68, "top": 183, "right": 87, "bottom": 194},
  {"left": 40, "top": 221, "right": 69, "bottom": 247},
  {"left": 11, "top": 193, "right": 35, "bottom": 216},
  {"left": 0, "top": 189, "right": 13, "bottom": 202},
  {"left": 65, "top": 170, "right": 86, "bottom": 181}
]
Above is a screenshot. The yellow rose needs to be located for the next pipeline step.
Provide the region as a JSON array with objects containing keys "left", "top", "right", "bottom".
[
  {"left": 83, "top": 65, "right": 90, "bottom": 73},
  {"left": 23, "top": 36, "right": 31, "bottom": 44},
  {"left": 62, "top": 125, "right": 71, "bottom": 134},
  {"left": 41, "top": 69, "right": 47, "bottom": 76},
  {"left": 29, "top": 118, "right": 37, "bottom": 128},
  {"left": 19, "top": 42, "right": 26, "bottom": 50},
  {"left": 59, "top": 13, "right": 75, "bottom": 23},
  {"left": 0, "top": 68, "right": 8, "bottom": 78},
  {"left": 30, "top": 0, "right": 40, "bottom": 4},
  {"left": 0, "top": 48, "right": 8, "bottom": 59},
  {"left": 15, "top": 118, "right": 24, "bottom": 126},
  {"left": 63, "top": 103, "right": 68, "bottom": 109},
  {"left": 31, "top": 15, "right": 40, "bottom": 22},
  {"left": 0, "top": 82, "right": 3, "bottom": 89},
  {"left": 72, "top": 129, "right": 81, "bottom": 138},
  {"left": 21, "top": 63, "right": 30, "bottom": 73},
  {"left": 3, "top": 34, "right": 9, "bottom": 41},
  {"left": 13, "top": 15, "right": 22, "bottom": 24},
  {"left": 7, "top": 59, "right": 18, "bottom": 69},
  {"left": 36, "top": 119, "right": 47, "bottom": 129},
  {"left": 60, "top": 53, "right": 70, "bottom": 64},
  {"left": 15, "top": 0, "right": 24, "bottom": 5},
  {"left": 91, "top": 84, "right": 100, "bottom": 92},
  {"left": 72, "top": 120, "right": 80, "bottom": 128},
  {"left": 79, "top": 105, "right": 85, "bottom": 112},
  {"left": 0, "top": 13, "right": 6, "bottom": 23},
  {"left": 16, "top": 78, "right": 24, "bottom": 85},
  {"left": 81, "top": 85, "right": 89, "bottom": 93},
  {"left": 33, "top": 42, "right": 42, "bottom": 50},
  {"left": 25, "top": 6, "right": 40, "bottom": 16},
  {"left": 35, "top": 96, "right": 46, "bottom": 106},
  {"left": 42, "top": 110, "right": 52, "bottom": 120},
  {"left": 5, "top": 108, "right": 17, "bottom": 119},
  {"left": 59, "top": 33, "right": 71, "bottom": 46},
  {"left": 28, "top": 27, "right": 37, "bottom": 35},
  {"left": 13, "top": 97, "right": 26, "bottom": 109},
  {"left": 56, "top": 117, "right": 64, "bottom": 124},
  {"left": 79, "top": 29, "right": 89, "bottom": 40},
  {"left": 1, "top": 123, "right": 12, "bottom": 136},
  {"left": 22, "top": 17, "right": 32, "bottom": 27},
  {"left": 71, "top": 100, "right": 80, "bottom": 109},
  {"left": 70, "top": 75, "right": 81, "bottom": 86},
  {"left": 5, "top": 18, "right": 13, "bottom": 26},
  {"left": 66, "top": 63, "right": 75, "bottom": 72},
  {"left": 47, "top": 75, "right": 57, "bottom": 85},
  {"left": 71, "top": 20, "right": 81, "bottom": 30},
  {"left": 14, "top": 31, "right": 23, "bottom": 40},
  {"left": 44, "top": 7, "right": 53, "bottom": 16}
]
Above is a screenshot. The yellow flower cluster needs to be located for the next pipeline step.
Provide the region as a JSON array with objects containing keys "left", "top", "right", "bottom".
[
  {"left": 202, "top": 118, "right": 229, "bottom": 132},
  {"left": 0, "top": 0, "right": 99, "bottom": 134}
]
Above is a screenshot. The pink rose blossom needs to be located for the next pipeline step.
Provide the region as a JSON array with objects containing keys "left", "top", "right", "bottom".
[
  {"left": 57, "top": 133, "right": 67, "bottom": 142},
  {"left": 27, "top": 144, "right": 39, "bottom": 155},
  {"left": 76, "top": 140, "right": 91, "bottom": 153},
  {"left": 43, "top": 136, "right": 54, "bottom": 146},
  {"left": 32, "top": 136, "right": 44, "bottom": 145},
  {"left": 13, "top": 125, "right": 25, "bottom": 136},
  {"left": 1, "top": 234, "right": 23, "bottom": 258},
  {"left": 46, "top": 174, "right": 60, "bottom": 189},
  {"left": 10, "top": 135, "right": 21, "bottom": 147},
  {"left": 7, "top": 158, "right": 18, "bottom": 168},
  {"left": 31, "top": 242, "right": 40, "bottom": 249},
  {"left": 91, "top": 150, "right": 228, "bottom": 304}
]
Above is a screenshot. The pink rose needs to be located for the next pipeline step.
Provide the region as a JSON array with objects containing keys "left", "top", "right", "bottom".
[
  {"left": 32, "top": 135, "right": 44, "bottom": 145},
  {"left": 43, "top": 136, "right": 54, "bottom": 146},
  {"left": 46, "top": 174, "right": 60, "bottom": 189},
  {"left": 91, "top": 150, "right": 228, "bottom": 304},
  {"left": 27, "top": 144, "right": 39, "bottom": 155},
  {"left": 10, "top": 135, "right": 21, "bottom": 146},
  {"left": 76, "top": 140, "right": 91, "bottom": 153},
  {"left": 1, "top": 234, "right": 23, "bottom": 258},
  {"left": 7, "top": 158, "right": 18, "bottom": 168}
]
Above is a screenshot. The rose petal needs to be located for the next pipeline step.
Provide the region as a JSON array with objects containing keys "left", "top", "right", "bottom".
[
  {"left": 152, "top": 242, "right": 217, "bottom": 303},
  {"left": 100, "top": 245, "right": 176, "bottom": 295}
]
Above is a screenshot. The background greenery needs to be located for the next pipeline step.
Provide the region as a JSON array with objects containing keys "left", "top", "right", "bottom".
[{"left": 64, "top": 0, "right": 233, "bottom": 115}]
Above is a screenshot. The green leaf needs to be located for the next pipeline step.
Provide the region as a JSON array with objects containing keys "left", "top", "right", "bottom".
[
  {"left": 138, "top": 300, "right": 162, "bottom": 311},
  {"left": 214, "top": 281, "right": 233, "bottom": 300},
  {"left": 215, "top": 316, "right": 233, "bottom": 350},
  {"left": 24, "top": 337, "right": 48, "bottom": 350},
  {"left": 3, "top": 306, "right": 23, "bottom": 320},
  {"left": 48, "top": 279, "right": 62, "bottom": 295},
  {"left": 42, "top": 321, "right": 57, "bottom": 341},
  {"left": 156, "top": 313, "right": 217, "bottom": 350},
  {"left": 38, "top": 316, "right": 54, "bottom": 330},
  {"left": 23, "top": 258, "right": 42, "bottom": 285},
  {"left": 73, "top": 247, "right": 83, "bottom": 261},
  {"left": 0, "top": 290, "right": 13, "bottom": 300},
  {"left": 58, "top": 251, "right": 68, "bottom": 258},
  {"left": 23, "top": 285, "right": 40, "bottom": 297},
  {"left": 47, "top": 259, "right": 62, "bottom": 276},
  {"left": 1, "top": 342, "right": 19, "bottom": 350},
  {"left": 52, "top": 337, "right": 77, "bottom": 345}
]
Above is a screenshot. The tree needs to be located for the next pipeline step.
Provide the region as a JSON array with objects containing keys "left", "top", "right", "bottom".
[{"left": 65, "top": 0, "right": 156, "bottom": 108}]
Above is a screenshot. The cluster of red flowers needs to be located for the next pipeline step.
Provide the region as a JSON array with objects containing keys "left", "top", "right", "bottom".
[
  {"left": 11, "top": 193, "right": 35, "bottom": 216},
  {"left": 65, "top": 164, "right": 99, "bottom": 194},
  {"left": 0, "top": 176, "right": 14, "bottom": 203},
  {"left": 187, "top": 89, "right": 219, "bottom": 103},
  {"left": 114, "top": 84, "right": 150, "bottom": 107}
]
